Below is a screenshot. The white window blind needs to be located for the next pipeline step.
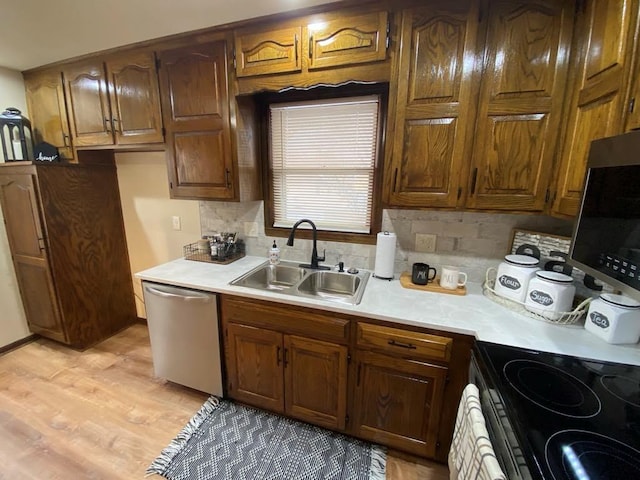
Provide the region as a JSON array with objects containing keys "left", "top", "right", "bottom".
[{"left": 270, "top": 95, "right": 379, "bottom": 234}]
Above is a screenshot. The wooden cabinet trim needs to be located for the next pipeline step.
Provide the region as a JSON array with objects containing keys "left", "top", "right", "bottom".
[{"left": 221, "top": 295, "right": 350, "bottom": 344}]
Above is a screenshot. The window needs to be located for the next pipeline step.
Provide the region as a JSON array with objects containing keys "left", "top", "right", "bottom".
[{"left": 265, "top": 89, "right": 385, "bottom": 241}]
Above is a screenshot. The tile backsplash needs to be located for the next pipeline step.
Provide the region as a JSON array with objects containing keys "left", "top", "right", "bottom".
[{"left": 199, "top": 201, "right": 573, "bottom": 283}]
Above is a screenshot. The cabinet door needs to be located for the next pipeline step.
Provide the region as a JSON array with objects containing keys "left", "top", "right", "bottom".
[
  {"left": 384, "top": 1, "right": 481, "bottom": 208},
  {"left": 553, "top": 0, "right": 638, "bottom": 216},
  {"left": 106, "top": 51, "right": 164, "bottom": 145},
  {"left": 626, "top": 55, "right": 640, "bottom": 132},
  {"left": 284, "top": 335, "right": 348, "bottom": 431},
  {"left": 352, "top": 350, "right": 447, "bottom": 458},
  {"left": 158, "top": 41, "right": 236, "bottom": 200},
  {"left": 226, "top": 323, "right": 284, "bottom": 413},
  {"left": 466, "top": 0, "right": 574, "bottom": 211},
  {"left": 23, "top": 70, "right": 73, "bottom": 160},
  {"left": 0, "top": 173, "right": 66, "bottom": 342},
  {"left": 308, "top": 12, "right": 388, "bottom": 70},
  {"left": 234, "top": 26, "right": 302, "bottom": 77},
  {"left": 63, "top": 61, "right": 114, "bottom": 146}
]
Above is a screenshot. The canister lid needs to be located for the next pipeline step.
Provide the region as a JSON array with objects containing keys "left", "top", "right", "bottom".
[
  {"left": 535, "top": 271, "right": 574, "bottom": 283},
  {"left": 600, "top": 293, "right": 640, "bottom": 309},
  {"left": 504, "top": 254, "right": 539, "bottom": 267}
]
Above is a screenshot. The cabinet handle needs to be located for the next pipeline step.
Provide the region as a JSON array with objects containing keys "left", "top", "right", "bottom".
[
  {"left": 112, "top": 118, "right": 122, "bottom": 134},
  {"left": 294, "top": 34, "right": 299, "bottom": 64},
  {"left": 276, "top": 346, "right": 281, "bottom": 366},
  {"left": 387, "top": 339, "right": 417, "bottom": 350},
  {"left": 62, "top": 133, "right": 71, "bottom": 147},
  {"left": 470, "top": 168, "right": 478, "bottom": 195},
  {"left": 283, "top": 348, "right": 289, "bottom": 367},
  {"left": 225, "top": 169, "right": 231, "bottom": 188},
  {"left": 630, "top": 97, "right": 636, "bottom": 113},
  {"left": 104, "top": 117, "right": 112, "bottom": 133},
  {"left": 308, "top": 35, "right": 313, "bottom": 59},
  {"left": 392, "top": 168, "right": 398, "bottom": 193}
]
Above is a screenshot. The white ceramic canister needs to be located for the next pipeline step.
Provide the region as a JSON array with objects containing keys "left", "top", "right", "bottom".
[
  {"left": 524, "top": 271, "right": 575, "bottom": 320},
  {"left": 584, "top": 293, "right": 640, "bottom": 344},
  {"left": 494, "top": 254, "right": 540, "bottom": 303}
]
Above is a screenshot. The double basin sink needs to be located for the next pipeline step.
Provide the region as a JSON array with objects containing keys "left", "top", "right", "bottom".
[{"left": 230, "top": 260, "right": 370, "bottom": 305}]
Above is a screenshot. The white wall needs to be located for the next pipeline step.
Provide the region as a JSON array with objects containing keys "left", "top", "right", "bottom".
[
  {"left": 0, "top": 67, "right": 31, "bottom": 348},
  {"left": 115, "top": 151, "right": 201, "bottom": 318}
]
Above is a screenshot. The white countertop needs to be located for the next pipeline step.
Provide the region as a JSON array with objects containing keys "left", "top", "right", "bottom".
[{"left": 136, "top": 256, "right": 640, "bottom": 366}]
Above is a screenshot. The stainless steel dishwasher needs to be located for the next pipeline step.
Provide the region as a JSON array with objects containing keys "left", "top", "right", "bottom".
[{"left": 142, "top": 281, "right": 223, "bottom": 396}]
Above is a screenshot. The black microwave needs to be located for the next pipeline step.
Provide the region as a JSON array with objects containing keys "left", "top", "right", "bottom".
[{"left": 569, "top": 130, "right": 640, "bottom": 301}]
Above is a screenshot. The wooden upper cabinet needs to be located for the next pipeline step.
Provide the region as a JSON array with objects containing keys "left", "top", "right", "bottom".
[
  {"left": 158, "top": 41, "right": 235, "bottom": 200},
  {"left": 235, "top": 26, "right": 302, "bottom": 77},
  {"left": 234, "top": 11, "right": 389, "bottom": 78},
  {"left": 63, "top": 61, "right": 113, "bottom": 146},
  {"left": 552, "top": 0, "right": 638, "bottom": 217},
  {"left": 23, "top": 70, "right": 73, "bottom": 160},
  {"left": 384, "top": 1, "right": 482, "bottom": 208},
  {"left": 62, "top": 51, "right": 163, "bottom": 147},
  {"left": 466, "top": 0, "right": 574, "bottom": 211},
  {"left": 626, "top": 51, "right": 640, "bottom": 131},
  {"left": 105, "top": 51, "right": 164, "bottom": 145},
  {"left": 307, "top": 11, "right": 389, "bottom": 70}
]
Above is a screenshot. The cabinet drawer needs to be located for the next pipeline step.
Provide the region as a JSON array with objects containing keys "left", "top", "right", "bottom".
[{"left": 356, "top": 323, "right": 452, "bottom": 362}]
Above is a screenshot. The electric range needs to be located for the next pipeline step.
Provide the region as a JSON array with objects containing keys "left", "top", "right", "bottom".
[{"left": 471, "top": 341, "right": 640, "bottom": 480}]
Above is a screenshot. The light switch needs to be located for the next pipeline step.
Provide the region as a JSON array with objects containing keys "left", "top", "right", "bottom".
[{"left": 172, "top": 216, "right": 181, "bottom": 231}]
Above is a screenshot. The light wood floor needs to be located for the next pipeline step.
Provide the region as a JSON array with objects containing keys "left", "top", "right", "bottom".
[{"left": 0, "top": 324, "right": 449, "bottom": 479}]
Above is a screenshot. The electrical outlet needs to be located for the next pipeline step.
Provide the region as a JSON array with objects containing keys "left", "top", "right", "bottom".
[
  {"left": 172, "top": 215, "right": 181, "bottom": 231},
  {"left": 415, "top": 233, "right": 436, "bottom": 253}
]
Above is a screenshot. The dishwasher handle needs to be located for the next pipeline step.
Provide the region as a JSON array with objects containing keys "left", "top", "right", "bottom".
[{"left": 144, "top": 284, "right": 213, "bottom": 303}]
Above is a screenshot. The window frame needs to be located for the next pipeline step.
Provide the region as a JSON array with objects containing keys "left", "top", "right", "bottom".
[{"left": 258, "top": 83, "right": 388, "bottom": 245}]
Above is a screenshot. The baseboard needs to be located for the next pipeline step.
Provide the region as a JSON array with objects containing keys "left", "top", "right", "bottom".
[
  {"left": 136, "top": 316, "right": 147, "bottom": 325},
  {"left": 0, "top": 334, "right": 37, "bottom": 356}
]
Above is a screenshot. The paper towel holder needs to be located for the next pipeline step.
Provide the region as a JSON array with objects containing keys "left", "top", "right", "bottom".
[{"left": 373, "top": 231, "right": 395, "bottom": 281}]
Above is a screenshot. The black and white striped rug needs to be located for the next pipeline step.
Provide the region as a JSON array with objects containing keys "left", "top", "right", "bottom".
[{"left": 147, "top": 397, "right": 386, "bottom": 480}]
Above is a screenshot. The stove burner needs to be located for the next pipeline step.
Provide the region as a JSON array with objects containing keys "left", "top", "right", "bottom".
[
  {"left": 504, "top": 360, "right": 601, "bottom": 418},
  {"left": 545, "top": 430, "right": 640, "bottom": 480}
]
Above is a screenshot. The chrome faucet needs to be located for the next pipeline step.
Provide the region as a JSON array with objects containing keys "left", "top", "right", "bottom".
[{"left": 286, "top": 219, "right": 330, "bottom": 270}]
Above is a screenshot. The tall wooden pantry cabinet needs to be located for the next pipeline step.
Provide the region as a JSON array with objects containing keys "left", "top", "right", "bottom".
[{"left": 0, "top": 161, "right": 136, "bottom": 349}]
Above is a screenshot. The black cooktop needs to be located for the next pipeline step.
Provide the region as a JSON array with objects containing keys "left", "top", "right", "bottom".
[{"left": 475, "top": 342, "right": 640, "bottom": 480}]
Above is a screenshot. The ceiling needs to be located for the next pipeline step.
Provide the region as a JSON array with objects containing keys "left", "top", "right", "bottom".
[{"left": 0, "top": 0, "right": 339, "bottom": 71}]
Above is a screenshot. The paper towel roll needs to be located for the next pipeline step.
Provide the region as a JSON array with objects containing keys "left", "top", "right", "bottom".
[{"left": 374, "top": 231, "right": 396, "bottom": 279}]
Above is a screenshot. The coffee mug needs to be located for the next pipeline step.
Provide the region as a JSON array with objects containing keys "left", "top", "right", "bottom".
[
  {"left": 412, "top": 263, "right": 437, "bottom": 285},
  {"left": 440, "top": 265, "right": 468, "bottom": 290}
]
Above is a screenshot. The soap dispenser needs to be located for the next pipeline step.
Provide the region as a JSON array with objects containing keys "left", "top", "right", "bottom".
[{"left": 269, "top": 240, "right": 280, "bottom": 265}]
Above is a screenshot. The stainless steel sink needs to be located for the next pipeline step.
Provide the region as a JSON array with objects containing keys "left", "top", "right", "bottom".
[
  {"left": 230, "top": 260, "right": 370, "bottom": 305},
  {"left": 230, "top": 263, "right": 307, "bottom": 290},
  {"left": 296, "top": 271, "right": 366, "bottom": 304}
]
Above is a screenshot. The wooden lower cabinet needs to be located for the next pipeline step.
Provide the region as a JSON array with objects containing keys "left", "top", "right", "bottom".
[
  {"left": 226, "top": 323, "right": 284, "bottom": 412},
  {"left": 285, "top": 335, "right": 348, "bottom": 430},
  {"left": 220, "top": 294, "right": 471, "bottom": 461},
  {"left": 352, "top": 351, "right": 448, "bottom": 458},
  {"left": 0, "top": 159, "right": 136, "bottom": 348},
  {"left": 225, "top": 319, "right": 348, "bottom": 430}
]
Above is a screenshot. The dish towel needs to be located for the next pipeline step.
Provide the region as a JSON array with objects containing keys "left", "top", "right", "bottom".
[{"left": 448, "top": 384, "right": 506, "bottom": 480}]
